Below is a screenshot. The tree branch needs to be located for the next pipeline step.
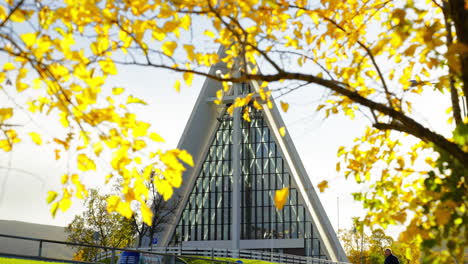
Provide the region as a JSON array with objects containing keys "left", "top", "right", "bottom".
[
  {"left": 114, "top": 58, "right": 468, "bottom": 166},
  {"left": 0, "top": 0, "right": 26, "bottom": 28},
  {"left": 442, "top": 2, "right": 463, "bottom": 125}
]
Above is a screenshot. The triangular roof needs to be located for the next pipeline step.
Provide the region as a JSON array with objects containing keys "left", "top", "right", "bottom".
[{"left": 158, "top": 50, "right": 347, "bottom": 262}]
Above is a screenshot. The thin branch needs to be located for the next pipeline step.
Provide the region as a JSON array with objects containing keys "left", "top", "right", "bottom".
[
  {"left": 272, "top": 81, "right": 312, "bottom": 99},
  {"left": 270, "top": 49, "right": 336, "bottom": 80},
  {"left": 431, "top": 0, "right": 443, "bottom": 10},
  {"left": 246, "top": 43, "right": 283, "bottom": 74},
  {"left": 0, "top": 0, "right": 26, "bottom": 28},
  {"left": 289, "top": 2, "right": 394, "bottom": 107},
  {"left": 320, "top": 16, "right": 394, "bottom": 108},
  {"left": 113, "top": 60, "right": 467, "bottom": 165}
]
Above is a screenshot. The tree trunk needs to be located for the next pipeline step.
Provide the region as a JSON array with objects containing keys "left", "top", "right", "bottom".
[{"left": 449, "top": 0, "right": 468, "bottom": 115}]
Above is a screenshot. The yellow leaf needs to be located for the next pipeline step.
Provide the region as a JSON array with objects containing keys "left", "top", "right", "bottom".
[
  {"left": 29, "top": 132, "right": 42, "bottom": 145},
  {"left": 243, "top": 107, "right": 251, "bottom": 122},
  {"left": 112, "top": 87, "right": 125, "bottom": 95},
  {"left": 117, "top": 201, "right": 133, "bottom": 218},
  {"left": 434, "top": 208, "right": 451, "bottom": 225},
  {"left": 127, "top": 95, "right": 147, "bottom": 105},
  {"left": 253, "top": 100, "right": 262, "bottom": 110},
  {"left": 154, "top": 178, "right": 173, "bottom": 200},
  {"left": 142, "top": 166, "right": 153, "bottom": 180},
  {"left": 132, "top": 139, "right": 147, "bottom": 151},
  {"left": 405, "top": 248, "right": 412, "bottom": 261},
  {"left": 123, "top": 183, "right": 135, "bottom": 203},
  {"left": 204, "top": 30, "right": 216, "bottom": 38},
  {"left": 16, "top": 82, "right": 28, "bottom": 92},
  {"left": 133, "top": 121, "right": 150, "bottom": 137},
  {"left": 0, "top": 72, "right": 5, "bottom": 83},
  {"left": 6, "top": 130, "right": 20, "bottom": 144},
  {"left": 0, "top": 6, "right": 6, "bottom": 21},
  {"left": 58, "top": 112, "right": 69, "bottom": 127},
  {"left": 61, "top": 174, "right": 69, "bottom": 184},
  {"left": 93, "top": 142, "right": 103, "bottom": 156},
  {"left": 3, "top": 62, "right": 15, "bottom": 71},
  {"left": 177, "top": 149, "right": 194, "bottom": 166},
  {"left": 180, "top": 15, "right": 191, "bottom": 30},
  {"left": 105, "top": 173, "right": 113, "bottom": 184},
  {"left": 280, "top": 101, "right": 289, "bottom": 112},
  {"left": 10, "top": 9, "right": 32, "bottom": 22},
  {"left": 162, "top": 41, "right": 177, "bottom": 56},
  {"left": 20, "top": 33, "right": 36, "bottom": 48},
  {"left": 141, "top": 203, "right": 153, "bottom": 226},
  {"left": 267, "top": 100, "right": 273, "bottom": 109},
  {"left": 134, "top": 157, "right": 142, "bottom": 164},
  {"left": 152, "top": 30, "right": 165, "bottom": 41},
  {"left": 0, "top": 139, "right": 11, "bottom": 151},
  {"left": 310, "top": 12, "right": 319, "bottom": 25},
  {"left": 183, "top": 44, "right": 195, "bottom": 61},
  {"left": 392, "top": 211, "right": 407, "bottom": 223},
  {"left": 90, "top": 38, "right": 109, "bottom": 55},
  {"left": 150, "top": 132, "right": 165, "bottom": 142},
  {"left": 183, "top": 72, "right": 193, "bottom": 86},
  {"left": 99, "top": 59, "right": 117, "bottom": 75},
  {"left": 403, "top": 44, "right": 419, "bottom": 57},
  {"left": 59, "top": 197, "right": 71, "bottom": 212},
  {"left": 337, "top": 146, "right": 346, "bottom": 156},
  {"left": 174, "top": 80, "right": 181, "bottom": 92},
  {"left": 317, "top": 180, "right": 329, "bottom": 192},
  {"left": 77, "top": 154, "right": 96, "bottom": 171},
  {"left": 32, "top": 79, "right": 42, "bottom": 90},
  {"left": 0, "top": 108, "right": 13, "bottom": 122},
  {"left": 50, "top": 202, "right": 59, "bottom": 217},
  {"left": 279, "top": 126, "right": 286, "bottom": 137},
  {"left": 107, "top": 195, "right": 120, "bottom": 212},
  {"left": 46, "top": 191, "right": 58, "bottom": 204},
  {"left": 274, "top": 187, "right": 289, "bottom": 210},
  {"left": 54, "top": 149, "right": 61, "bottom": 160}
]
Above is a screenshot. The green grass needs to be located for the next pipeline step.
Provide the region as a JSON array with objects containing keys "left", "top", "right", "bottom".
[
  {"left": 181, "top": 256, "right": 276, "bottom": 264},
  {"left": 0, "top": 257, "right": 69, "bottom": 264}
]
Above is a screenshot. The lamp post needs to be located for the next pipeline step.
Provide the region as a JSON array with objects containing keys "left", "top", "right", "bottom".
[
  {"left": 360, "top": 227, "right": 363, "bottom": 264},
  {"left": 352, "top": 226, "right": 364, "bottom": 264}
]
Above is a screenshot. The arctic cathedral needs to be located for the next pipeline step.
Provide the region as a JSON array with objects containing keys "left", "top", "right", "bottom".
[{"left": 156, "top": 54, "right": 347, "bottom": 262}]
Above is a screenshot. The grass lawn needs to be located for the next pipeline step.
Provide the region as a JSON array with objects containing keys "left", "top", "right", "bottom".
[
  {"left": 182, "top": 256, "right": 276, "bottom": 264},
  {"left": 0, "top": 257, "right": 69, "bottom": 264}
]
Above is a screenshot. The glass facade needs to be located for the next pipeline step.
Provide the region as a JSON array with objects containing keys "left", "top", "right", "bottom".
[{"left": 170, "top": 85, "right": 328, "bottom": 259}]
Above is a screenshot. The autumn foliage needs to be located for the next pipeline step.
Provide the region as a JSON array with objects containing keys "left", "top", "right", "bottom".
[{"left": 0, "top": 0, "right": 467, "bottom": 263}]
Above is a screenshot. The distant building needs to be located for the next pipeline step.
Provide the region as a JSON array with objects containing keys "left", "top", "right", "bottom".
[
  {"left": 0, "top": 220, "right": 73, "bottom": 259},
  {"left": 157, "top": 52, "right": 347, "bottom": 262}
]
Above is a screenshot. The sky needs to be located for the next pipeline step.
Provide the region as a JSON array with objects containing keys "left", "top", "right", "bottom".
[
  {"left": 0, "top": 60, "right": 405, "bottom": 238},
  {"left": 0, "top": 4, "right": 454, "bottom": 242}
]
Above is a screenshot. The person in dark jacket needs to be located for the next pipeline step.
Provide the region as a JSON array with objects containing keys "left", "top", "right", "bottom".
[{"left": 384, "top": 248, "right": 400, "bottom": 264}]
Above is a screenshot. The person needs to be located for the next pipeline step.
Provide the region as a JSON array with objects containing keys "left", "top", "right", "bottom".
[{"left": 384, "top": 248, "right": 400, "bottom": 264}]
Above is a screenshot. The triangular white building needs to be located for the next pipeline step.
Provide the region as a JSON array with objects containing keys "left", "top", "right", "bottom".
[{"left": 158, "top": 53, "right": 347, "bottom": 262}]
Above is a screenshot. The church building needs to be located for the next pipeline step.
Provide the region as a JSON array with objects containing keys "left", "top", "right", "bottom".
[{"left": 157, "top": 53, "right": 348, "bottom": 262}]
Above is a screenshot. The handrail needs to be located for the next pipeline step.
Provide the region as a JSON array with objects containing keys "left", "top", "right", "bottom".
[
  {"left": 0, "top": 233, "right": 351, "bottom": 264},
  {"left": 137, "top": 246, "right": 351, "bottom": 264},
  {"left": 0, "top": 233, "right": 235, "bottom": 264},
  {"left": 0, "top": 233, "right": 115, "bottom": 250}
]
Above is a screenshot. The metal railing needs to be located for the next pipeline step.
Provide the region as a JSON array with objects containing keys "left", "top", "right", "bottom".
[
  {"left": 0, "top": 233, "right": 351, "bottom": 264},
  {"left": 133, "top": 246, "right": 351, "bottom": 264},
  {"left": 0, "top": 233, "right": 233, "bottom": 264},
  {"left": 0, "top": 233, "right": 117, "bottom": 263}
]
